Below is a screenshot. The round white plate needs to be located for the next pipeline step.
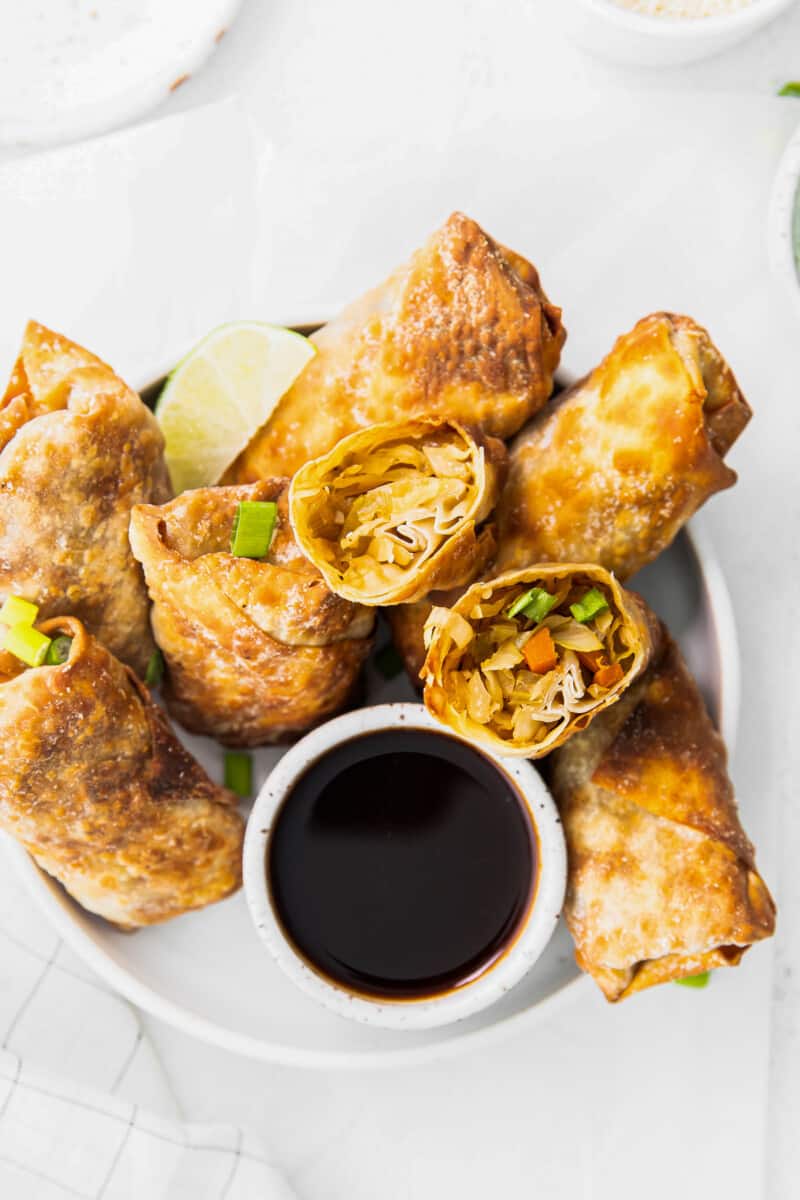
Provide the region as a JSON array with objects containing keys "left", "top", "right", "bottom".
[
  {"left": 0, "top": 0, "right": 242, "bottom": 147},
  {"left": 3, "top": 516, "right": 738, "bottom": 1069}
]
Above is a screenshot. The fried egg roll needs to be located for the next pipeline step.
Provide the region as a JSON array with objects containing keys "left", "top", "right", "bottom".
[
  {"left": 0, "top": 617, "right": 243, "bottom": 928},
  {"left": 496, "top": 313, "right": 751, "bottom": 578},
  {"left": 289, "top": 418, "right": 506, "bottom": 606},
  {"left": 226, "top": 212, "right": 565, "bottom": 481},
  {"left": 550, "top": 630, "right": 775, "bottom": 1000},
  {"left": 0, "top": 321, "right": 171, "bottom": 676},
  {"left": 130, "top": 482, "right": 374, "bottom": 747},
  {"left": 422, "top": 564, "right": 654, "bottom": 758}
]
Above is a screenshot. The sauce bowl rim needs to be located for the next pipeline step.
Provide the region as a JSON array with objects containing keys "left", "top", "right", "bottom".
[{"left": 243, "top": 702, "right": 567, "bottom": 1032}]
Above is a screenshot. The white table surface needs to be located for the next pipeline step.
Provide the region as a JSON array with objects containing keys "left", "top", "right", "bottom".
[{"left": 5, "top": 3, "right": 800, "bottom": 1197}]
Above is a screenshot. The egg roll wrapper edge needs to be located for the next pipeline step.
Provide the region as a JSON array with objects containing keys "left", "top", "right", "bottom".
[
  {"left": 550, "top": 628, "right": 775, "bottom": 1001},
  {"left": 0, "top": 321, "right": 171, "bottom": 676},
  {"left": 130, "top": 482, "right": 374, "bottom": 747},
  {"left": 0, "top": 617, "right": 243, "bottom": 929},
  {"left": 225, "top": 212, "right": 565, "bottom": 481}
]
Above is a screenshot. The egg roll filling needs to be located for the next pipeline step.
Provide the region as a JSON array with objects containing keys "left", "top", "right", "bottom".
[
  {"left": 425, "top": 575, "right": 638, "bottom": 747},
  {"left": 290, "top": 421, "right": 492, "bottom": 604}
]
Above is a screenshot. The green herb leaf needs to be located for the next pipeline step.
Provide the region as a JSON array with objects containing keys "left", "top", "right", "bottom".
[
  {"left": 675, "top": 972, "right": 710, "bottom": 989},
  {"left": 45, "top": 636, "right": 73, "bottom": 665},
  {"left": 230, "top": 500, "right": 278, "bottom": 558},
  {"left": 779, "top": 82, "right": 800, "bottom": 97},
  {"left": 224, "top": 750, "right": 253, "bottom": 798},
  {"left": 145, "top": 649, "right": 165, "bottom": 688}
]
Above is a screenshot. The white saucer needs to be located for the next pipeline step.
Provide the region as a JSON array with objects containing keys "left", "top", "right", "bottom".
[{"left": 0, "top": 0, "right": 243, "bottom": 147}]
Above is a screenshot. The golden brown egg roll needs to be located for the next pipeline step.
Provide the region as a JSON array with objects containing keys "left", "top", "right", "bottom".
[
  {"left": 550, "top": 629, "right": 775, "bottom": 1000},
  {"left": 289, "top": 418, "right": 506, "bottom": 606},
  {"left": 421, "top": 564, "right": 654, "bottom": 758},
  {"left": 0, "top": 617, "right": 243, "bottom": 928},
  {"left": 0, "top": 321, "right": 171, "bottom": 677},
  {"left": 225, "top": 212, "right": 565, "bottom": 481},
  {"left": 495, "top": 313, "right": 751, "bottom": 578},
  {"left": 130, "top": 482, "right": 374, "bottom": 747}
]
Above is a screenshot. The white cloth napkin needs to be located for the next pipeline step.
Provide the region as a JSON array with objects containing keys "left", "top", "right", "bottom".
[{"left": 0, "top": 101, "right": 292, "bottom": 1200}]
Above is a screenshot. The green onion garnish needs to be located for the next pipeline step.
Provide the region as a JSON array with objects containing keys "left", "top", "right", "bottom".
[
  {"left": 0, "top": 595, "right": 39, "bottom": 627},
  {"left": 779, "top": 82, "right": 800, "bottom": 97},
  {"left": 375, "top": 643, "right": 404, "bottom": 679},
  {"left": 230, "top": 501, "right": 278, "bottom": 558},
  {"left": 224, "top": 750, "right": 252, "bottom": 798},
  {"left": 145, "top": 649, "right": 165, "bottom": 688},
  {"left": 508, "top": 587, "right": 558, "bottom": 623},
  {"left": 45, "top": 636, "right": 72, "bottom": 665},
  {"left": 3, "top": 623, "right": 51, "bottom": 667},
  {"left": 675, "top": 972, "right": 710, "bottom": 989},
  {"left": 570, "top": 587, "right": 609, "bottom": 624}
]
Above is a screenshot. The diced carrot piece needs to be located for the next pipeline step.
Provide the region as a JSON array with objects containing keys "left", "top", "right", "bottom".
[
  {"left": 593, "top": 662, "right": 624, "bottom": 689},
  {"left": 577, "top": 650, "right": 606, "bottom": 672},
  {"left": 523, "top": 627, "right": 558, "bottom": 674}
]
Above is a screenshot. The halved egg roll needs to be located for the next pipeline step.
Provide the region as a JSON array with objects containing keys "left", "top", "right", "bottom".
[
  {"left": 0, "top": 617, "right": 243, "bottom": 928},
  {"left": 0, "top": 321, "right": 171, "bottom": 676},
  {"left": 422, "top": 564, "right": 654, "bottom": 758},
  {"left": 496, "top": 313, "right": 751, "bottom": 578},
  {"left": 130, "top": 482, "right": 374, "bottom": 747},
  {"left": 289, "top": 418, "right": 506, "bottom": 606},
  {"left": 550, "top": 630, "right": 775, "bottom": 1000},
  {"left": 226, "top": 212, "right": 565, "bottom": 481}
]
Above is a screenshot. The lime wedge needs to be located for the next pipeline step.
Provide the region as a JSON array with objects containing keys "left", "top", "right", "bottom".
[{"left": 155, "top": 322, "right": 315, "bottom": 493}]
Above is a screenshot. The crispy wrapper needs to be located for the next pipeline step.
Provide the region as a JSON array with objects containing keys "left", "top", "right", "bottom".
[
  {"left": 0, "top": 321, "right": 171, "bottom": 676},
  {"left": 0, "top": 618, "right": 243, "bottom": 928},
  {"left": 496, "top": 313, "right": 751, "bottom": 579},
  {"left": 421, "top": 564, "right": 655, "bottom": 758},
  {"left": 289, "top": 417, "right": 506, "bottom": 606},
  {"left": 550, "top": 629, "right": 775, "bottom": 1000},
  {"left": 130, "top": 482, "right": 374, "bottom": 747},
  {"left": 226, "top": 212, "right": 564, "bottom": 481}
]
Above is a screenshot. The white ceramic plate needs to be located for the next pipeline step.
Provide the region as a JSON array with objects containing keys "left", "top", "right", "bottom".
[
  {"left": 2, "top": 512, "right": 738, "bottom": 1069},
  {"left": 0, "top": 0, "right": 242, "bottom": 147}
]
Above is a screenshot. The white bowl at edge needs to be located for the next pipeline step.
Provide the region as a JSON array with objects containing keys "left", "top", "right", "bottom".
[
  {"left": 768, "top": 119, "right": 800, "bottom": 321},
  {"left": 563, "top": 0, "right": 799, "bottom": 66}
]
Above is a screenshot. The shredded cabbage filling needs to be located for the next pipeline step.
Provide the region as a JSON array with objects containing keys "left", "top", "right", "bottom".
[
  {"left": 425, "top": 576, "right": 637, "bottom": 746},
  {"left": 294, "top": 428, "right": 480, "bottom": 594}
]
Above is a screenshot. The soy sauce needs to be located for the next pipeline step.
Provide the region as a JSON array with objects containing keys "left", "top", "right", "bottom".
[{"left": 268, "top": 728, "right": 537, "bottom": 1000}]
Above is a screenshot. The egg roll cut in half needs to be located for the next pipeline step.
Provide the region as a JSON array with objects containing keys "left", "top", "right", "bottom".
[
  {"left": 289, "top": 418, "right": 507, "bottom": 607},
  {"left": 225, "top": 212, "right": 565, "bottom": 482},
  {"left": 0, "top": 321, "right": 171, "bottom": 677},
  {"left": 0, "top": 617, "right": 243, "bottom": 929},
  {"left": 422, "top": 565, "right": 654, "bottom": 758},
  {"left": 550, "top": 630, "right": 775, "bottom": 1001},
  {"left": 496, "top": 313, "right": 751, "bottom": 579},
  {"left": 130, "top": 482, "right": 374, "bottom": 748}
]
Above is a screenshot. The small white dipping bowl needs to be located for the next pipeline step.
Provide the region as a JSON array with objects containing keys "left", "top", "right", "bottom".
[
  {"left": 243, "top": 703, "right": 567, "bottom": 1031},
  {"left": 768, "top": 119, "right": 800, "bottom": 321},
  {"left": 563, "top": 0, "right": 798, "bottom": 67}
]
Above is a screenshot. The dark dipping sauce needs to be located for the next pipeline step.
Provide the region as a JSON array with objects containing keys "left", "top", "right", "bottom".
[{"left": 268, "top": 729, "right": 538, "bottom": 1001}]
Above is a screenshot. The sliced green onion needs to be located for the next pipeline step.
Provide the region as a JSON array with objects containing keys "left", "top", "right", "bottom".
[
  {"left": 778, "top": 82, "right": 800, "bottom": 97},
  {"left": 675, "top": 972, "right": 710, "bottom": 989},
  {"left": 144, "top": 649, "right": 165, "bottom": 688},
  {"left": 0, "top": 595, "right": 39, "bottom": 627},
  {"left": 512, "top": 587, "right": 558, "bottom": 624},
  {"left": 45, "top": 636, "right": 72, "bottom": 665},
  {"left": 230, "top": 501, "right": 278, "bottom": 558},
  {"left": 570, "top": 587, "right": 609, "bottom": 624},
  {"left": 3, "top": 623, "right": 51, "bottom": 667},
  {"left": 375, "top": 643, "right": 404, "bottom": 679},
  {"left": 224, "top": 751, "right": 252, "bottom": 798},
  {"left": 507, "top": 589, "right": 537, "bottom": 619}
]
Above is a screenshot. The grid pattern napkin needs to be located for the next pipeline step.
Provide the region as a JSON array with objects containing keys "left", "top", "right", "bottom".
[{"left": 0, "top": 855, "right": 295, "bottom": 1200}]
